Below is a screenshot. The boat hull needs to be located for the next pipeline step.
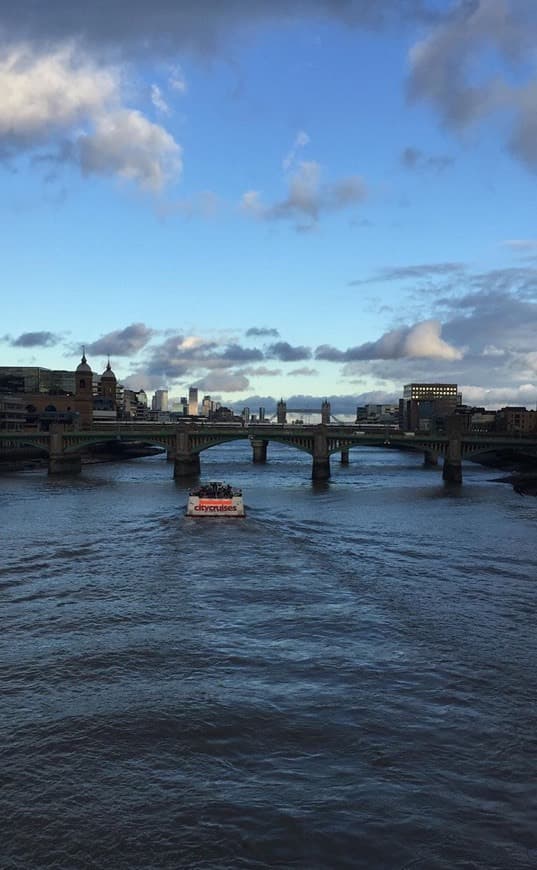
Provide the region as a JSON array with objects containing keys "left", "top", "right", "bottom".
[{"left": 186, "top": 495, "right": 245, "bottom": 517}]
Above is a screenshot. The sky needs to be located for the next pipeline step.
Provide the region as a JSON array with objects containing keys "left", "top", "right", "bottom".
[{"left": 2, "top": 0, "right": 537, "bottom": 412}]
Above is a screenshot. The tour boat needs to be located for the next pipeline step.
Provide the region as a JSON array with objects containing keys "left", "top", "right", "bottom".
[{"left": 186, "top": 481, "right": 245, "bottom": 517}]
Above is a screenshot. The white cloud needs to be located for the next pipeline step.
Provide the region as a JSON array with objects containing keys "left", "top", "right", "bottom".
[
  {"left": 461, "top": 383, "right": 537, "bottom": 408},
  {"left": 151, "top": 84, "right": 170, "bottom": 115},
  {"left": 78, "top": 109, "right": 182, "bottom": 191},
  {"left": 0, "top": 42, "right": 118, "bottom": 142},
  {"left": 402, "top": 319, "right": 462, "bottom": 360},
  {"left": 316, "top": 319, "right": 462, "bottom": 362},
  {"left": 0, "top": 41, "right": 183, "bottom": 191}
]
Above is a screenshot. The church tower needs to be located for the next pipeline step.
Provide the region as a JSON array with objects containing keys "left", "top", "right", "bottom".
[
  {"left": 100, "top": 359, "right": 117, "bottom": 407},
  {"left": 75, "top": 350, "right": 93, "bottom": 428}
]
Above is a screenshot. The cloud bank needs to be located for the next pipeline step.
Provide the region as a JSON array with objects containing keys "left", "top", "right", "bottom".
[
  {"left": 316, "top": 320, "right": 462, "bottom": 362},
  {"left": 241, "top": 161, "right": 367, "bottom": 229},
  {"left": 0, "top": 42, "right": 182, "bottom": 190}
]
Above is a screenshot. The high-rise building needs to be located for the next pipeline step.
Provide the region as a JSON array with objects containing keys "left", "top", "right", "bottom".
[
  {"left": 152, "top": 389, "right": 169, "bottom": 412},
  {"left": 400, "top": 383, "right": 461, "bottom": 432},
  {"left": 201, "top": 395, "right": 212, "bottom": 417},
  {"left": 403, "top": 383, "right": 459, "bottom": 401},
  {"left": 188, "top": 387, "right": 198, "bottom": 416}
]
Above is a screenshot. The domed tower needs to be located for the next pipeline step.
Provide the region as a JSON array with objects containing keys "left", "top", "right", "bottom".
[
  {"left": 76, "top": 350, "right": 92, "bottom": 397},
  {"left": 75, "top": 349, "right": 93, "bottom": 428},
  {"left": 100, "top": 358, "right": 117, "bottom": 405}
]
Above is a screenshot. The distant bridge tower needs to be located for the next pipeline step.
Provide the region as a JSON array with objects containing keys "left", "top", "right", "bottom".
[
  {"left": 321, "top": 399, "right": 331, "bottom": 425},
  {"left": 277, "top": 399, "right": 287, "bottom": 425}
]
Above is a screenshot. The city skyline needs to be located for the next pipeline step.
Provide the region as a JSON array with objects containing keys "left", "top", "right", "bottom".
[{"left": 2, "top": 1, "right": 537, "bottom": 409}]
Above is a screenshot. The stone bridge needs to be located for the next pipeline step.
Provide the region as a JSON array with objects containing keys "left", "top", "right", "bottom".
[{"left": 2, "top": 418, "right": 537, "bottom": 482}]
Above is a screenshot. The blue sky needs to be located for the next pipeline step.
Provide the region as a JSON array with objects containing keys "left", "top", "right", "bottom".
[{"left": 2, "top": 1, "right": 537, "bottom": 411}]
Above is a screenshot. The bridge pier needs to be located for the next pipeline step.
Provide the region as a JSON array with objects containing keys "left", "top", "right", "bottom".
[
  {"left": 340, "top": 449, "right": 349, "bottom": 465},
  {"left": 442, "top": 417, "right": 463, "bottom": 483},
  {"left": 48, "top": 453, "right": 82, "bottom": 475},
  {"left": 423, "top": 449, "right": 438, "bottom": 467},
  {"left": 251, "top": 438, "right": 268, "bottom": 463},
  {"left": 48, "top": 430, "right": 82, "bottom": 475},
  {"left": 312, "top": 427, "right": 330, "bottom": 481},
  {"left": 172, "top": 428, "right": 201, "bottom": 479},
  {"left": 173, "top": 453, "right": 200, "bottom": 479}
]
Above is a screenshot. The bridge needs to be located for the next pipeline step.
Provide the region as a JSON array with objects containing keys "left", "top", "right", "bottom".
[{"left": 2, "top": 418, "right": 537, "bottom": 483}]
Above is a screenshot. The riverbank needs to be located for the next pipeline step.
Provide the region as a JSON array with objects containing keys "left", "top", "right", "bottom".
[{"left": 0, "top": 441, "right": 165, "bottom": 472}]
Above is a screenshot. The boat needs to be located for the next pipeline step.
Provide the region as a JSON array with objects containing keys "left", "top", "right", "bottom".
[{"left": 185, "top": 481, "right": 245, "bottom": 517}]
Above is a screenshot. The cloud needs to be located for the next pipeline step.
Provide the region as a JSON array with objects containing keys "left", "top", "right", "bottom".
[
  {"left": 440, "top": 285, "right": 537, "bottom": 354},
  {"left": 282, "top": 130, "right": 310, "bottom": 171},
  {"left": 400, "top": 145, "right": 454, "bottom": 172},
  {"left": 1, "top": 3, "right": 445, "bottom": 60},
  {"left": 168, "top": 65, "right": 187, "bottom": 93},
  {"left": 287, "top": 367, "right": 319, "bottom": 376},
  {"left": 150, "top": 84, "right": 170, "bottom": 115},
  {"left": 265, "top": 341, "right": 312, "bottom": 362},
  {"left": 502, "top": 239, "right": 537, "bottom": 254},
  {"left": 77, "top": 109, "right": 182, "bottom": 190},
  {"left": 407, "top": 0, "right": 537, "bottom": 171},
  {"left": 0, "top": 43, "right": 118, "bottom": 145},
  {"left": 240, "top": 366, "right": 282, "bottom": 376},
  {"left": 241, "top": 161, "right": 367, "bottom": 229},
  {"left": 129, "top": 333, "right": 272, "bottom": 386},
  {"left": 460, "top": 383, "right": 537, "bottom": 408},
  {"left": 11, "top": 331, "right": 60, "bottom": 348},
  {"left": 316, "top": 319, "right": 463, "bottom": 361},
  {"left": 246, "top": 327, "right": 280, "bottom": 338},
  {"left": 220, "top": 343, "right": 264, "bottom": 362},
  {"left": 350, "top": 261, "right": 465, "bottom": 285},
  {"left": 0, "top": 42, "right": 182, "bottom": 190},
  {"left": 193, "top": 372, "right": 250, "bottom": 392},
  {"left": 85, "top": 323, "right": 155, "bottom": 356}
]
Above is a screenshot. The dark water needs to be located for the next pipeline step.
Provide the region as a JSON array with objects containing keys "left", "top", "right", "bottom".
[{"left": 1, "top": 443, "right": 537, "bottom": 869}]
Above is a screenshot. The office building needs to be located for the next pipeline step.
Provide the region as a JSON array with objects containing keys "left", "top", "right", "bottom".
[
  {"left": 152, "top": 389, "right": 169, "bottom": 412},
  {"left": 399, "top": 383, "right": 461, "bottom": 432},
  {"left": 188, "top": 387, "right": 198, "bottom": 416}
]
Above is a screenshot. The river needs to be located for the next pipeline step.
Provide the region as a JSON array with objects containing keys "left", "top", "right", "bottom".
[{"left": 1, "top": 443, "right": 536, "bottom": 869}]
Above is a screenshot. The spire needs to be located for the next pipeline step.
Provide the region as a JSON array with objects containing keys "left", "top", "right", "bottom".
[
  {"left": 81, "top": 346, "right": 87, "bottom": 364},
  {"left": 106, "top": 355, "right": 111, "bottom": 371}
]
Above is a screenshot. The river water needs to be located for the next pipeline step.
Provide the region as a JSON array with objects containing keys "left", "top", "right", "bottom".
[{"left": 1, "top": 443, "right": 536, "bottom": 869}]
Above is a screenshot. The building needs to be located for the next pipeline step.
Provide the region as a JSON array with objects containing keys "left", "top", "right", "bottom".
[
  {"left": 92, "top": 360, "right": 117, "bottom": 423},
  {"left": 201, "top": 395, "right": 213, "bottom": 417},
  {"left": 0, "top": 353, "right": 94, "bottom": 430},
  {"left": 399, "top": 383, "right": 461, "bottom": 432},
  {"left": 0, "top": 395, "right": 26, "bottom": 430},
  {"left": 496, "top": 406, "right": 537, "bottom": 436},
  {"left": 0, "top": 366, "right": 75, "bottom": 395},
  {"left": 188, "top": 387, "right": 198, "bottom": 416},
  {"left": 356, "top": 404, "right": 399, "bottom": 424},
  {"left": 152, "top": 389, "right": 169, "bottom": 412}
]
